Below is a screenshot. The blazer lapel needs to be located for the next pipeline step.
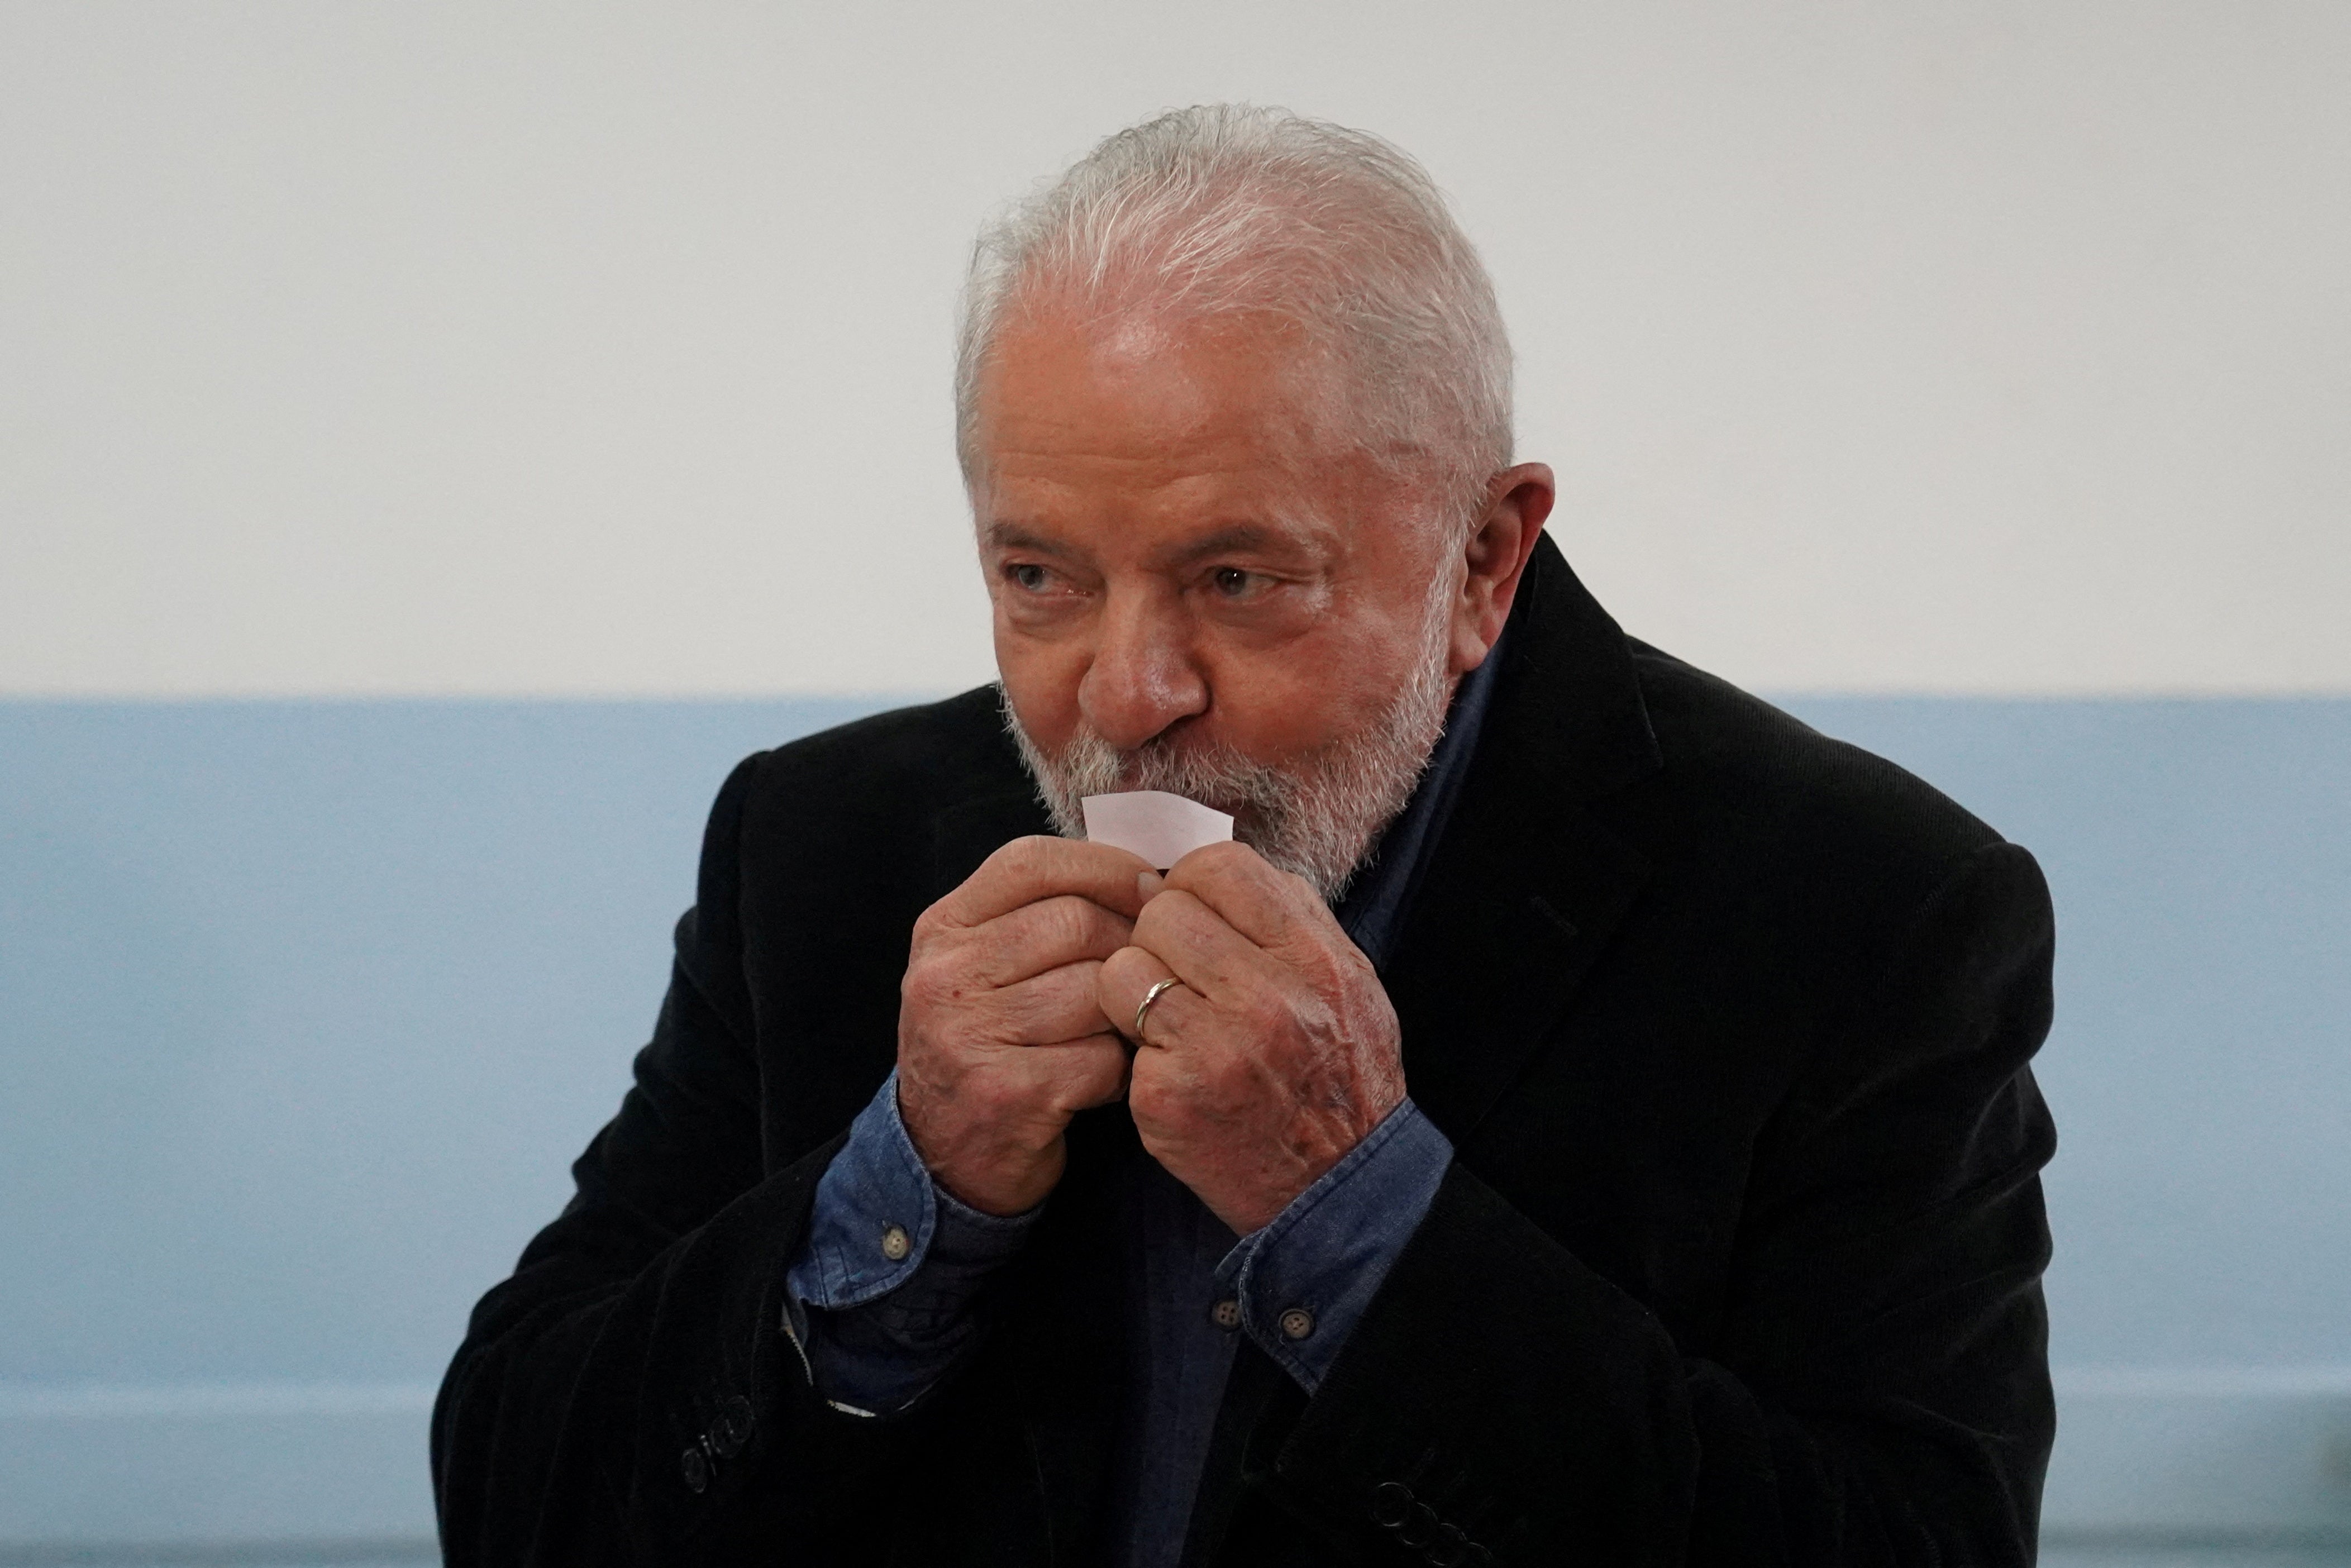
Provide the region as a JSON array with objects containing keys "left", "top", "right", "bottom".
[
  {"left": 1384, "top": 537, "right": 1662, "bottom": 1147},
  {"left": 1386, "top": 791, "right": 1651, "bottom": 1147}
]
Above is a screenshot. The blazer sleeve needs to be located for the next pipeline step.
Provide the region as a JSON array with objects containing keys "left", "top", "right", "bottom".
[
  {"left": 430, "top": 754, "right": 919, "bottom": 1566},
  {"left": 1261, "top": 840, "right": 2058, "bottom": 1567}
]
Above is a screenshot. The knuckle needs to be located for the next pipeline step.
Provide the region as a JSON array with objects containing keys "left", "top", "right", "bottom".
[
  {"left": 902, "top": 953, "right": 965, "bottom": 1009},
  {"left": 1134, "top": 893, "right": 1190, "bottom": 946},
  {"left": 1194, "top": 842, "right": 1261, "bottom": 892},
  {"left": 1047, "top": 895, "right": 1098, "bottom": 954},
  {"left": 1004, "top": 835, "right": 1056, "bottom": 874},
  {"left": 998, "top": 988, "right": 1059, "bottom": 1044},
  {"left": 1186, "top": 840, "right": 1241, "bottom": 873},
  {"left": 1126, "top": 1069, "right": 1167, "bottom": 1122},
  {"left": 1099, "top": 945, "right": 1147, "bottom": 993}
]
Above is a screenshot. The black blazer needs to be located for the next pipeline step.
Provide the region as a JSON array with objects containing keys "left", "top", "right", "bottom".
[{"left": 434, "top": 538, "right": 2056, "bottom": 1566}]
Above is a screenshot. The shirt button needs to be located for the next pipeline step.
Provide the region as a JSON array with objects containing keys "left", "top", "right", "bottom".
[
  {"left": 1278, "top": 1307, "right": 1315, "bottom": 1341},
  {"left": 1209, "top": 1298, "right": 1242, "bottom": 1331},
  {"left": 879, "top": 1223, "right": 911, "bottom": 1261}
]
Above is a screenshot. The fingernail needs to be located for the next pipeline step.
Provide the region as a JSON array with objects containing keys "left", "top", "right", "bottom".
[{"left": 1137, "top": 870, "right": 1165, "bottom": 900}]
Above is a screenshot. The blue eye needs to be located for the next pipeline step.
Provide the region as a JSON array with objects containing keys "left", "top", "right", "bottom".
[{"left": 1008, "top": 564, "right": 1051, "bottom": 592}]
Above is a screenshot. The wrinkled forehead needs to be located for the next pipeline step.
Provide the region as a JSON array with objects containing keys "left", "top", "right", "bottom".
[{"left": 969, "top": 298, "right": 1364, "bottom": 488}]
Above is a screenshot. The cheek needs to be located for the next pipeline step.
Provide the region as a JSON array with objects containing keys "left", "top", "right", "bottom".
[
  {"left": 1195, "top": 631, "right": 1407, "bottom": 755},
  {"left": 994, "top": 636, "right": 1088, "bottom": 751}
]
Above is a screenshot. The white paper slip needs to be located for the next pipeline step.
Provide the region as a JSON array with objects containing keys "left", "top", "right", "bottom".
[{"left": 1080, "top": 790, "right": 1234, "bottom": 870}]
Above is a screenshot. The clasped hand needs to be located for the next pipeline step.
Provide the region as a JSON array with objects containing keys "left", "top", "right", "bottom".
[{"left": 897, "top": 837, "right": 1405, "bottom": 1234}]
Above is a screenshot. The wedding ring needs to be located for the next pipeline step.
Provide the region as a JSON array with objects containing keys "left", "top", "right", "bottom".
[{"left": 1132, "top": 976, "right": 1181, "bottom": 1043}]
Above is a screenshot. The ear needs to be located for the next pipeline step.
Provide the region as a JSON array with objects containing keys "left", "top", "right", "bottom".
[{"left": 1448, "top": 463, "right": 1554, "bottom": 674}]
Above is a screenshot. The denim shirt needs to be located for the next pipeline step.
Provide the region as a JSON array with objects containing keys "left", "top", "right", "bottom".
[{"left": 783, "top": 637, "right": 1503, "bottom": 1564}]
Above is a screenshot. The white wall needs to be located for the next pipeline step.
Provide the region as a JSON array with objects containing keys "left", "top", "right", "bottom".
[{"left": 3, "top": 1, "right": 2344, "bottom": 698}]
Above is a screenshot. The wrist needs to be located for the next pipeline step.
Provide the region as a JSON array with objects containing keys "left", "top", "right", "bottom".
[{"left": 929, "top": 1136, "right": 1065, "bottom": 1218}]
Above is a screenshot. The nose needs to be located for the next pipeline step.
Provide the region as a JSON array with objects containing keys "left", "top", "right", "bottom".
[{"left": 1077, "top": 586, "right": 1208, "bottom": 751}]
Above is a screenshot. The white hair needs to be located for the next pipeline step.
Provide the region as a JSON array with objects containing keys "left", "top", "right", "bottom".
[{"left": 955, "top": 103, "right": 1514, "bottom": 529}]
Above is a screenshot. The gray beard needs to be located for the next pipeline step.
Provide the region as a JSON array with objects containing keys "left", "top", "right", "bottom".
[{"left": 1000, "top": 582, "right": 1458, "bottom": 902}]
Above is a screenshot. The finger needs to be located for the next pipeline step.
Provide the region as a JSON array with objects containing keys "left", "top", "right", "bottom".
[
  {"left": 1163, "top": 839, "right": 1337, "bottom": 952},
  {"left": 992, "top": 1031, "right": 1132, "bottom": 1113},
  {"left": 984, "top": 959, "right": 1118, "bottom": 1046},
  {"left": 967, "top": 894, "right": 1136, "bottom": 988},
  {"left": 933, "top": 836, "right": 1158, "bottom": 930},
  {"left": 1130, "top": 887, "right": 1285, "bottom": 1002},
  {"left": 1103, "top": 947, "right": 1209, "bottom": 1052},
  {"left": 1098, "top": 943, "right": 1175, "bottom": 1042}
]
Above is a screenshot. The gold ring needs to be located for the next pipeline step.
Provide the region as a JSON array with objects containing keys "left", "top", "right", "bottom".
[{"left": 1133, "top": 976, "right": 1181, "bottom": 1042}]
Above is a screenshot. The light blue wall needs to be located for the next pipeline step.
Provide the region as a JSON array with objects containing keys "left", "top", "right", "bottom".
[{"left": 2, "top": 697, "right": 2347, "bottom": 1555}]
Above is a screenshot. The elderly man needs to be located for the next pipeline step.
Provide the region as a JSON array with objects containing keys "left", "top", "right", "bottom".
[{"left": 435, "top": 107, "right": 2055, "bottom": 1566}]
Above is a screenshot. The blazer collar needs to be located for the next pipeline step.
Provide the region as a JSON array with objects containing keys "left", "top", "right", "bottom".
[
  {"left": 1480, "top": 532, "right": 1662, "bottom": 805},
  {"left": 1382, "top": 535, "right": 1662, "bottom": 1147}
]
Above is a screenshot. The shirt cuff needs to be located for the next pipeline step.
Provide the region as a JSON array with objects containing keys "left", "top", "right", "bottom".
[
  {"left": 789, "top": 1069, "right": 952, "bottom": 1308},
  {"left": 1214, "top": 1097, "right": 1453, "bottom": 1392},
  {"left": 783, "top": 1071, "right": 1039, "bottom": 1414}
]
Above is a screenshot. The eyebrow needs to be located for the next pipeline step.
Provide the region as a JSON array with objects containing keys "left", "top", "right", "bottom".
[
  {"left": 1165, "top": 523, "right": 1293, "bottom": 565},
  {"left": 981, "top": 522, "right": 1077, "bottom": 557},
  {"left": 982, "top": 520, "right": 1309, "bottom": 566}
]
